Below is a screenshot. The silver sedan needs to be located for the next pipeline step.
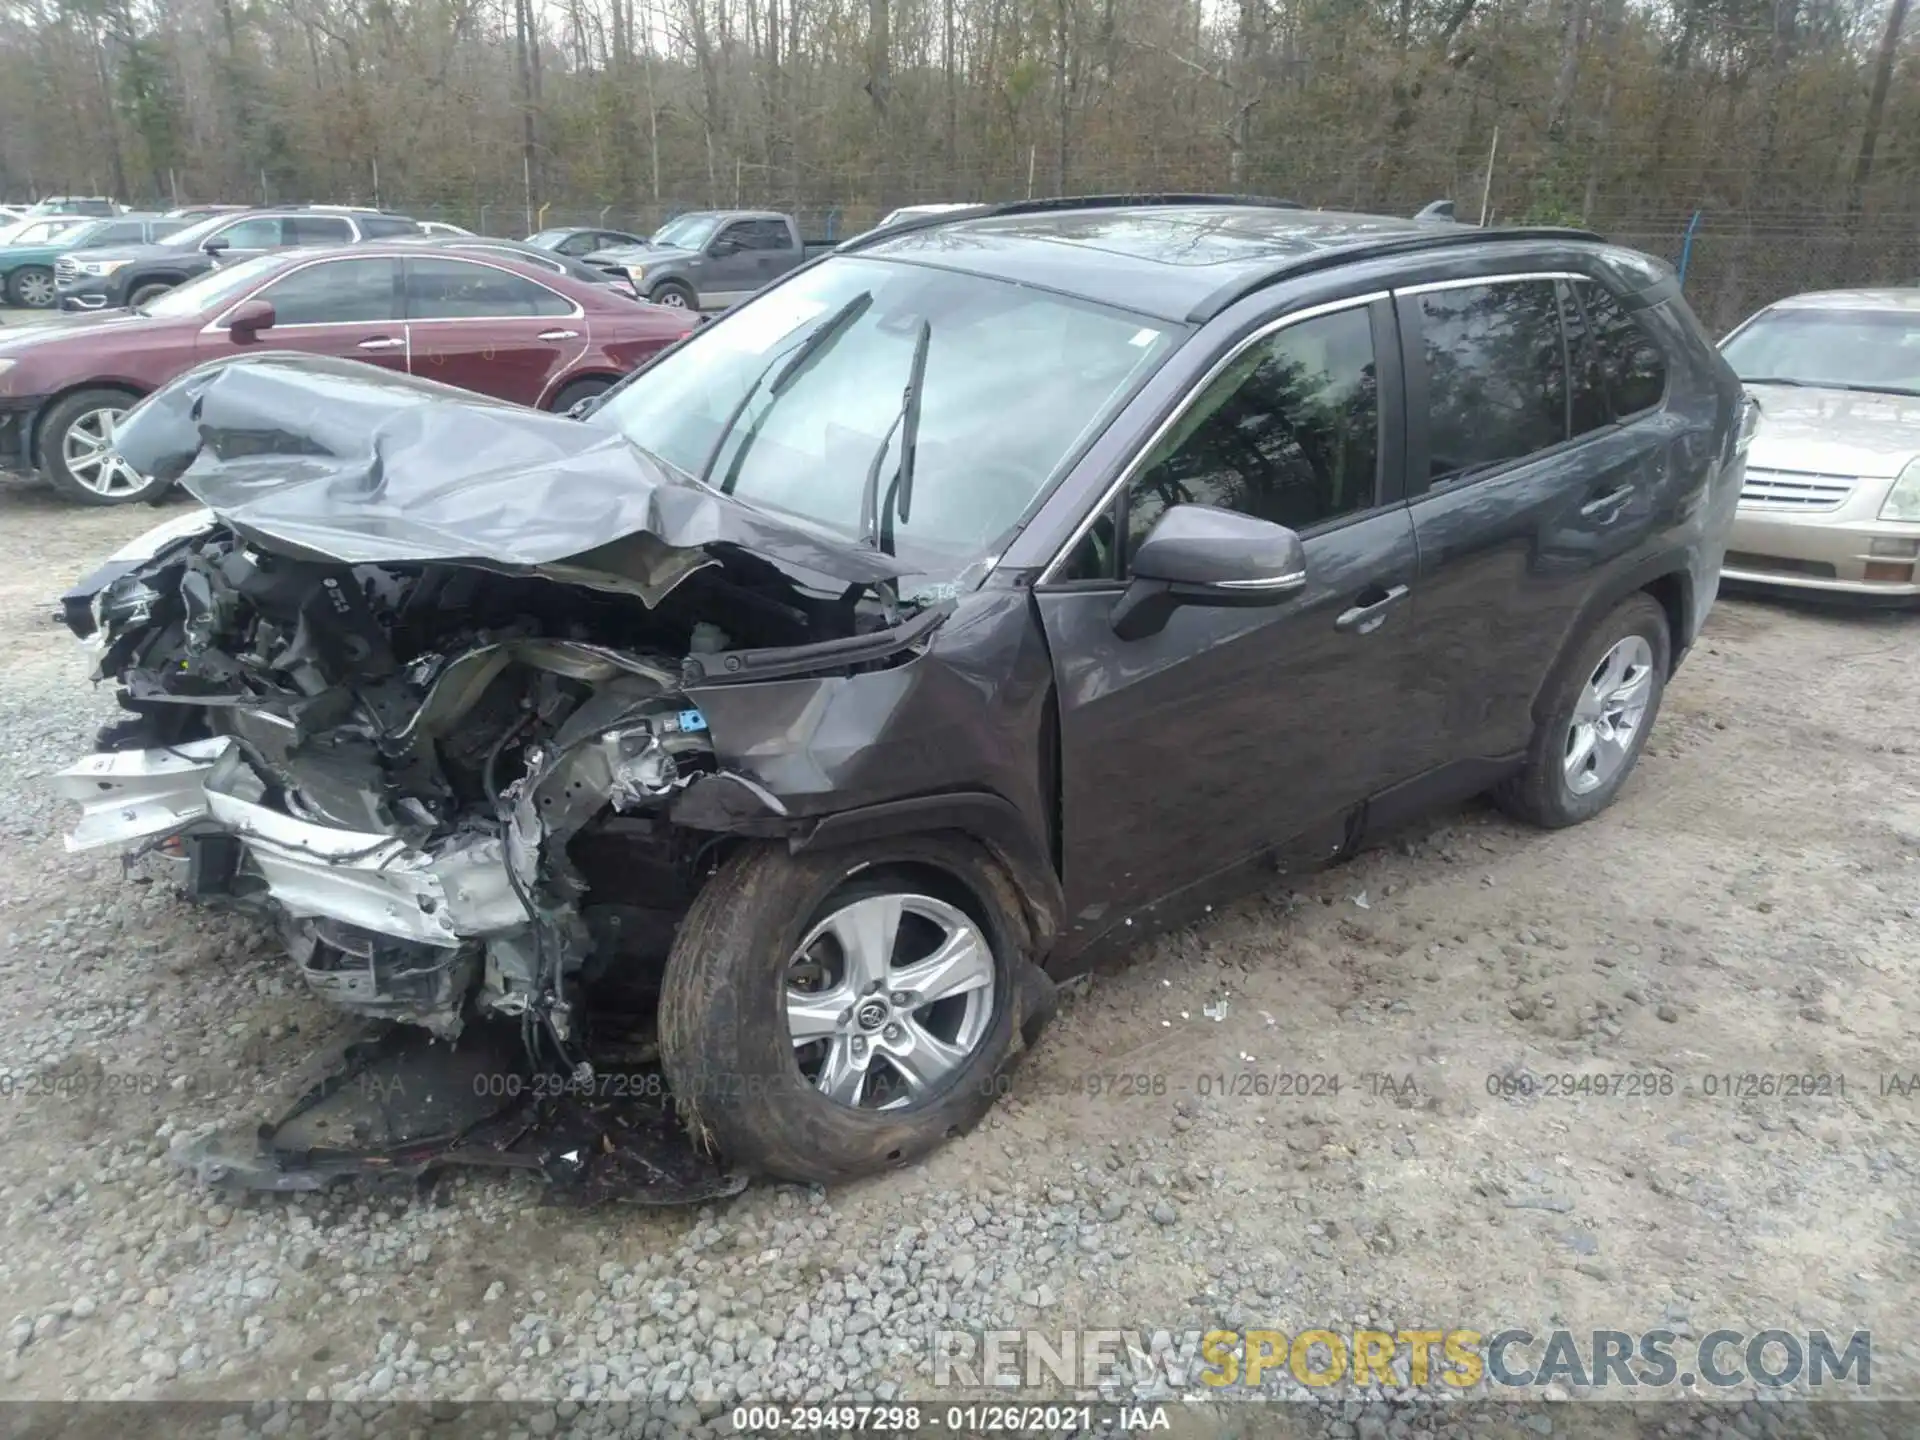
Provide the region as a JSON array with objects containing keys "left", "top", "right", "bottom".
[{"left": 1719, "top": 288, "right": 1920, "bottom": 603}]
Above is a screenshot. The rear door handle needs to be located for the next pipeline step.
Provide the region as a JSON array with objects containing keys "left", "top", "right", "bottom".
[
  {"left": 1335, "top": 583, "right": 1410, "bottom": 635},
  {"left": 358, "top": 336, "right": 404, "bottom": 351},
  {"left": 1580, "top": 483, "right": 1634, "bottom": 518},
  {"left": 537, "top": 329, "right": 579, "bottom": 341}
]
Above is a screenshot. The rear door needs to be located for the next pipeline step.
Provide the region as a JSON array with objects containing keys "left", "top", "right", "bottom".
[
  {"left": 197, "top": 255, "right": 407, "bottom": 373},
  {"left": 401, "top": 254, "right": 588, "bottom": 407},
  {"left": 1397, "top": 273, "right": 1675, "bottom": 768},
  {"left": 1034, "top": 295, "right": 1426, "bottom": 938}
]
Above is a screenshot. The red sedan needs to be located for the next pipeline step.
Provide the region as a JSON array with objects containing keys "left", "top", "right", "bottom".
[{"left": 0, "top": 244, "right": 695, "bottom": 504}]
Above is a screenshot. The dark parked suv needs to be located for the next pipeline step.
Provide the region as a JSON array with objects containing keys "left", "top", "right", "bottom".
[
  {"left": 56, "top": 206, "right": 420, "bottom": 310},
  {"left": 56, "top": 198, "right": 1747, "bottom": 1195}
]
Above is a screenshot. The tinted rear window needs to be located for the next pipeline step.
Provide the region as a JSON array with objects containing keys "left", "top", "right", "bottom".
[{"left": 1415, "top": 280, "right": 1567, "bottom": 482}]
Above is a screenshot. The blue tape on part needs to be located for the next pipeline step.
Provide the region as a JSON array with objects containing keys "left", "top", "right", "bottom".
[{"left": 677, "top": 708, "right": 708, "bottom": 732}]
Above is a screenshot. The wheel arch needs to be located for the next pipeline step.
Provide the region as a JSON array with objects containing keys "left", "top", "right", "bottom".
[
  {"left": 790, "top": 792, "right": 1065, "bottom": 964},
  {"left": 1530, "top": 554, "right": 1692, "bottom": 725},
  {"left": 544, "top": 369, "right": 625, "bottom": 411}
]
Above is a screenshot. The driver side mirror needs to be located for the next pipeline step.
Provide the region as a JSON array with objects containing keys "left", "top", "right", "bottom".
[
  {"left": 201, "top": 236, "right": 229, "bottom": 256},
  {"left": 226, "top": 298, "right": 276, "bottom": 337},
  {"left": 1109, "top": 503, "right": 1307, "bottom": 641},
  {"left": 708, "top": 236, "right": 739, "bottom": 257}
]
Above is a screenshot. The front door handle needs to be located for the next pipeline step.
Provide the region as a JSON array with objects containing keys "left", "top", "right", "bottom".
[
  {"left": 358, "top": 336, "right": 404, "bottom": 351},
  {"left": 1580, "top": 483, "right": 1634, "bottom": 519},
  {"left": 536, "top": 328, "right": 579, "bottom": 341},
  {"left": 1335, "top": 583, "right": 1410, "bottom": 635}
]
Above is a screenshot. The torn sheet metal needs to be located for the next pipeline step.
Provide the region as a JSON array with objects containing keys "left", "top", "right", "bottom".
[
  {"left": 173, "top": 1019, "right": 748, "bottom": 1205},
  {"left": 109, "top": 352, "right": 911, "bottom": 598},
  {"left": 59, "top": 740, "right": 530, "bottom": 946},
  {"left": 201, "top": 744, "right": 530, "bottom": 944},
  {"left": 53, "top": 737, "right": 232, "bottom": 851}
]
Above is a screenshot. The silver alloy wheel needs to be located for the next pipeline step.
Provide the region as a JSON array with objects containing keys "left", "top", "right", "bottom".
[
  {"left": 653, "top": 289, "right": 689, "bottom": 308},
  {"left": 15, "top": 269, "right": 55, "bottom": 307},
  {"left": 1564, "top": 634, "right": 1655, "bottom": 795},
  {"left": 60, "top": 406, "right": 147, "bottom": 499},
  {"left": 785, "top": 891, "right": 996, "bottom": 1111}
]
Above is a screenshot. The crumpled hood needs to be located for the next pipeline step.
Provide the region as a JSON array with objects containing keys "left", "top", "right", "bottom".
[
  {"left": 1745, "top": 382, "right": 1920, "bottom": 478},
  {"left": 108, "top": 351, "right": 909, "bottom": 601}
]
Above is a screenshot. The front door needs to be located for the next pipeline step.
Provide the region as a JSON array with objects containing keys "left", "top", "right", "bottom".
[
  {"left": 201, "top": 214, "right": 287, "bottom": 267},
  {"left": 699, "top": 221, "right": 768, "bottom": 308},
  {"left": 1033, "top": 296, "right": 1425, "bottom": 948},
  {"left": 400, "top": 255, "right": 589, "bottom": 407},
  {"left": 198, "top": 254, "right": 408, "bottom": 374}
]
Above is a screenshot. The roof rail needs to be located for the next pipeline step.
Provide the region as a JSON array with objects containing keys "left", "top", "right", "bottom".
[
  {"left": 839, "top": 191, "right": 1306, "bottom": 251},
  {"left": 986, "top": 192, "right": 1306, "bottom": 218},
  {"left": 1189, "top": 223, "right": 1605, "bottom": 323}
]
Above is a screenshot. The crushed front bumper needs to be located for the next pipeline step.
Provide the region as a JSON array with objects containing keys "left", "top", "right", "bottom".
[{"left": 53, "top": 738, "right": 528, "bottom": 946}]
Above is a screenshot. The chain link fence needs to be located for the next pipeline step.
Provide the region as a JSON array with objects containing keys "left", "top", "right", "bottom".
[{"left": 377, "top": 195, "right": 1920, "bottom": 333}]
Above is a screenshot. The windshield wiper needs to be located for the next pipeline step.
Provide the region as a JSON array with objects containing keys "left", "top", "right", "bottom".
[
  {"left": 859, "top": 317, "right": 933, "bottom": 554},
  {"left": 696, "top": 290, "right": 874, "bottom": 491},
  {"left": 1738, "top": 376, "right": 1812, "bottom": 387}
]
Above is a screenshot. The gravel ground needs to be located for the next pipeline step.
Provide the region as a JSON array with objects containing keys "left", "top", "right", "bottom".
[{"left": 0, "top": 474, "right": 1915, "bottom": 1434}]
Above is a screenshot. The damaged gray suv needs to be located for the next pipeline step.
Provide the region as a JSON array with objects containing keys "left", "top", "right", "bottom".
[{"left": 55, "top": 197, "right": 1749, "bottom": 1195}]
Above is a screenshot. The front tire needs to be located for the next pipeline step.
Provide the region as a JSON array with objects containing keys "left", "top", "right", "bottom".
[
  {"left": 649, "top": 279, "right": 697, "bottom": 310},
  {"left": 658, "top": 837, "right": 1023, "bottom": 1184},
  {"left": 127, "top": 280, "right": 175, "bottom": 309},
  {"left": 38, "top": 389, "right": 169, "bottom": 506},
  {"left": 1494, "top": 592, "right": 1670, "bottom": 828},
  {"left": 8, "top": 266, "right": 55, "bottom": 308}
]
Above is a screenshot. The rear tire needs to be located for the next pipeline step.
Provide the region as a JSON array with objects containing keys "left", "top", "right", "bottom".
[
  {"left": 37, "top": 389, "right": 169, "bottom": 507},
  {"left": 551, "top": 377, "right": 613, "bottom": 415},
  {"left": 648, "top": 279, "right": 697, "bottom": 310},
  {"left": 8, "top": 266, "right": 55, "bottom": 308},
  {"left": 658, "top": 837, "right": 1023, "bottom": 1185},
  {"left": 1493, "top": 592, "right": 1670, "bottom": 828}
]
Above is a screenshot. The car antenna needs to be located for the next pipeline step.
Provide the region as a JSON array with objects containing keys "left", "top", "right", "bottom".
[{"left": 1414, "top": 199, "right": 1457, "bottom": 222}]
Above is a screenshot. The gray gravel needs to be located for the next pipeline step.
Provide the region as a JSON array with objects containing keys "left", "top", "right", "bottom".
[{"left": 0, "top": 481, "right": 1916, "bottom": 1435}]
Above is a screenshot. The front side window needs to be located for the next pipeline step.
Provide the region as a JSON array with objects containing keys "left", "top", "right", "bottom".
[
  {"left": 212, "top": 217, "right": 285, "bottom": 249},
  {"left": 591, "top": 254, "right": 1176, "bottom": 583},
  {"left": 554, "top": 232, "right": 598, "bottom": 257},
  {"left": 1124, "top": 306, "right": 1381, "bottom": 563},
  {"left": 1416, "top": 280, "right": 1566, "bottom": 482},
  {"left": 403, "top": 257, "right": 572, "bottom": 318},
  {"left": 258, "top": 258, "right": 400, "bottom": 325},
  {"left": 1573, "top": 280, "right": 1668, "bottom": 415}
]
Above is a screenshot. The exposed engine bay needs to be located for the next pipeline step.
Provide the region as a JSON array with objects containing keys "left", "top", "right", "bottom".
[{"left": 50, "top": 354, "right": 978, "bottom": 1198}]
